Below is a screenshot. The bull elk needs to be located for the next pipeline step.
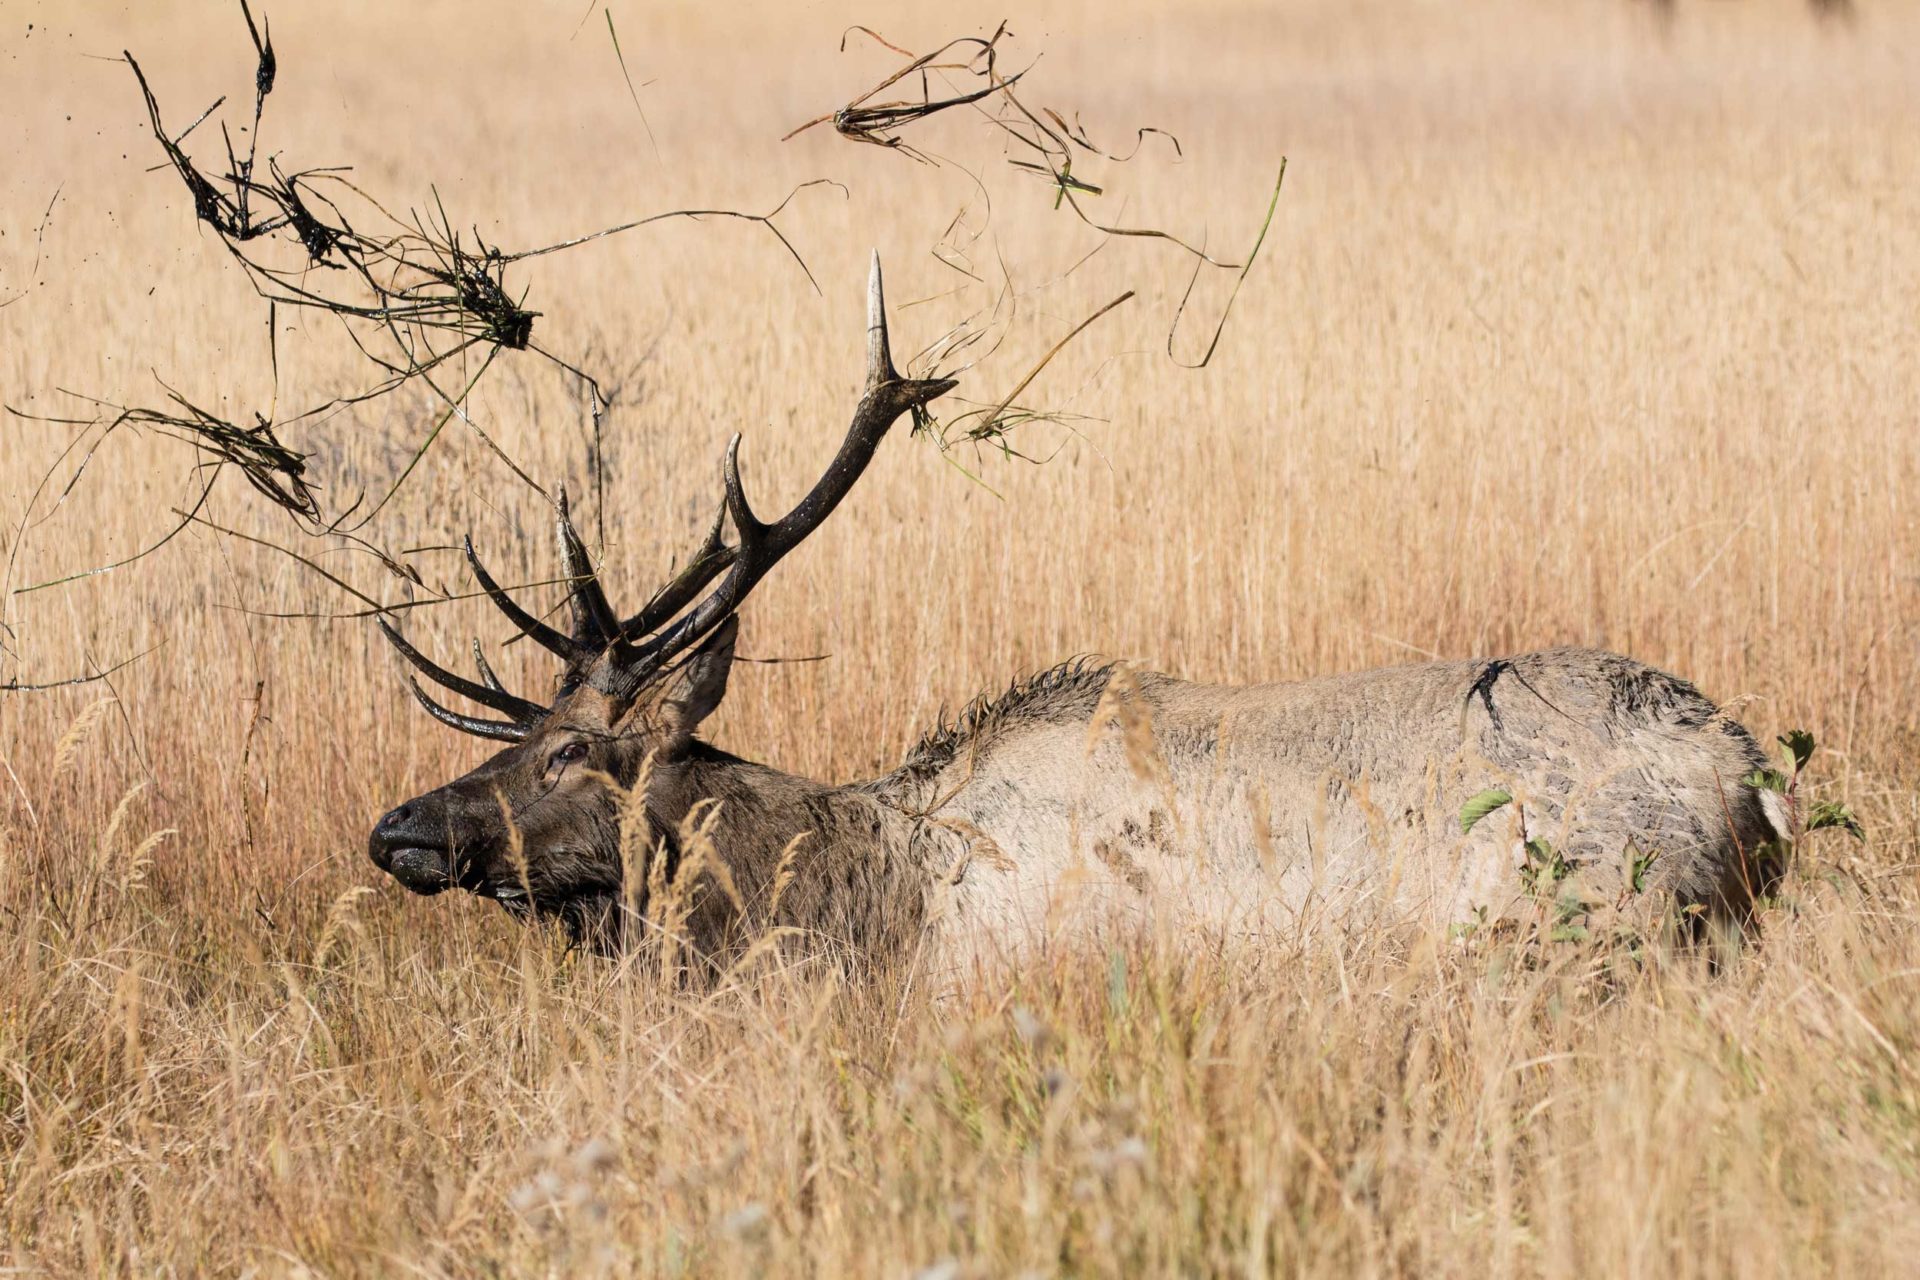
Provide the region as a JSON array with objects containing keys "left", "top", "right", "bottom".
[{"left": 368, "top": 254, "right": 1789, "bottom": 972}]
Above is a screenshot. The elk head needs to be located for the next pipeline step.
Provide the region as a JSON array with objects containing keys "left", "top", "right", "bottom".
[{"left": 366, "top": 254, "right": 954, "bottom": 940}]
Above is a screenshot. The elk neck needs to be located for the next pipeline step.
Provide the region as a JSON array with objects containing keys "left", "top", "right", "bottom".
[{"left": 641, "top": 740, "right": 942, "bottom": 963}]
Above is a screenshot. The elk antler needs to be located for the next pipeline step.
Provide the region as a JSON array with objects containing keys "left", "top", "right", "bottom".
[
  {"left": 612, "top": 250, "right": 956, "bottom": 685},
  {"left": 381, "top": 252, "right": 955, "bottom": 738},
  {"left": 620, "top": 499, "right": 736, "bottom": 639},
  {"left": 378, "top": 616, "right": 544, "bottom": 741},
  {"left": 463, "top": 536, "right": 579, "bottom": 661},
  {"left": 556, "top": 491, "right": 621, "bottom": 650}
]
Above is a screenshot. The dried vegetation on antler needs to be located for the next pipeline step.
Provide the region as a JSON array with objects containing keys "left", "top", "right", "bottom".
[
  {"left": 49, "top": 1, "right": 840, "bottom": 536},
  {"left": 5, "top": 4, "right": 1281, "bottom": 691},
  {"left": 785, "top": 23, "right": 1285, "bottom": 456}
]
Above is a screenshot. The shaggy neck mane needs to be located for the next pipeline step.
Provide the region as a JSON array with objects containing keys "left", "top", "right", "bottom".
[{"left": 893, "top": 657, "right": 1116, "bottom": 783}]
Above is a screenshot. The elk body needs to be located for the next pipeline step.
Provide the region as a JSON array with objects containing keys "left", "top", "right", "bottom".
[{"left": 368, "top": 256, "right": 1789, "bottom": 975}]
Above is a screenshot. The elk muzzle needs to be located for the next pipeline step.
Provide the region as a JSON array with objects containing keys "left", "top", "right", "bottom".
[{"left": 369, "top": 798, "right": 463, "bottom": 895}]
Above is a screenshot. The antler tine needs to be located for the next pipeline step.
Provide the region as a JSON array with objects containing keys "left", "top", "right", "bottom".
[
  {"left": 404, "top": 676, "right": 532, "bottom": 743},
  {"left": 618, "top": 497, "right": 738, "bottom": 639},
  {"left": 866, "top": 247, "right": 898, "bottom": 387},
  {"left": 721, "top": 434, "right": 766, "bottom": 543},
  {"left": 379, "top": 617, "right": 547, "bottom": 723},
  {"left": 465, "top": 536, "right": 580, "bottom": 661},
  {"left": 471, "top": 639, "right": 508, "bottom": 695},
  {"left": 622, "top": 251, "right": 957, "bottom": 680},
  {"left": 556, "top": 493, "right": 621, "bottom": 648}
]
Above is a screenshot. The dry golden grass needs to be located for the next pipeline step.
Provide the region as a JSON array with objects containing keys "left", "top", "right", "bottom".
[{"left": 4, "top": 0, "right": 1920, "bottom": 1273}]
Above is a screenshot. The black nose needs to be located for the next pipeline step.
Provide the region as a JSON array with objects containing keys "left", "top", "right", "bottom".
[
  {"left": 368, "top": 800, "right": 455, "bottom": 894},
  {"left": 368, "top": 803, "right": 415, "bottom": 871}
]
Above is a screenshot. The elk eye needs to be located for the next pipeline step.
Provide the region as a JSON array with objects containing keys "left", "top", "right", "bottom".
[{"left": 551, "top": 741, "right": 589, "bottom": 768}]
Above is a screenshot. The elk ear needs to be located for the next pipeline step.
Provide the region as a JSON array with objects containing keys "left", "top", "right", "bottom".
[{"left": 653, "top": 616, "right": 738, "bottom": 746}]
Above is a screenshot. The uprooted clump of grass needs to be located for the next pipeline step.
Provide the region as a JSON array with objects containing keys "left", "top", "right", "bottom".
[{"left": 104, "top": 1, "right": 841, "bottom": 533}]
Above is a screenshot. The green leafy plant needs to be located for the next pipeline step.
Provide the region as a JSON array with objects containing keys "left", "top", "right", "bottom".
[
  {"left": 1448, "top": 904, "right": 1491, "bottom": 942},
  {"left": 1517, "top": 836, "right": 1592, "bottom": 942},
  {"left": 1459, "top": 788, "right": 1513, "bottom": 834},
  {"left": 1457, "top": 789, "right": 1597, "bottom": 947},
  {"left": 1745, "top": 728, "right": 1864, "bottom": 843},
  {"left": 1623, "top": 841, "right": 1658, "bottom": 897},
  {"left": 1806, "top": 799, "right": 1865, "bottom": 840},
  {"left": 1518, "top": 837, "right": 1570, "bottom": 899}
]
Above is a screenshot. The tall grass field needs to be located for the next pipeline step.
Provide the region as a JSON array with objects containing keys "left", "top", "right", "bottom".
[{"left": 2, "top": 0, "right": 1917, "bottom": 1273}]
